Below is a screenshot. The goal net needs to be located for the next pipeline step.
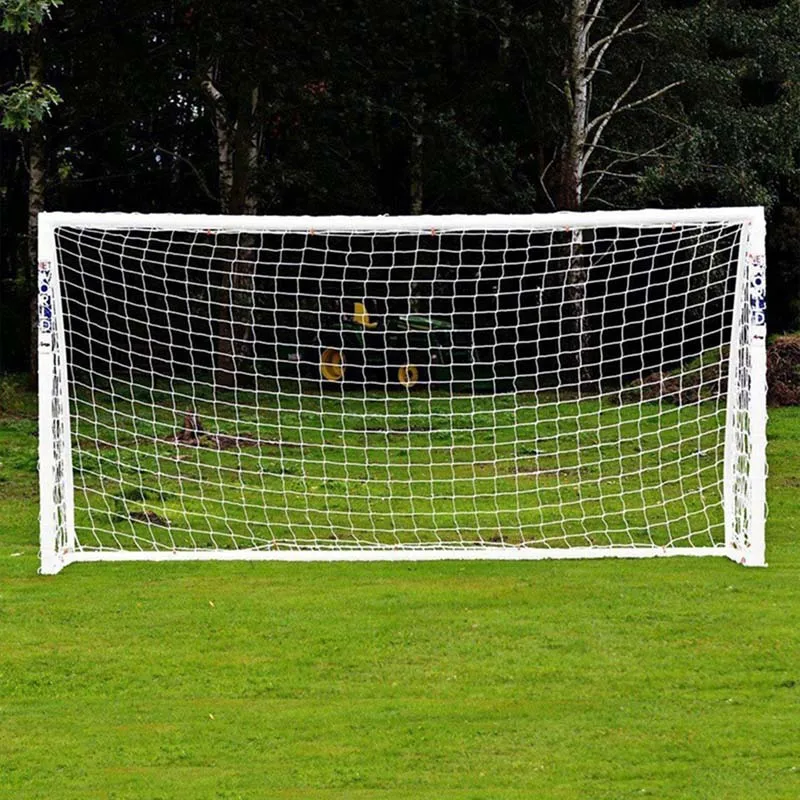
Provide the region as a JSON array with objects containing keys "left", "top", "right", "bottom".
[{"left": 37, "top": 209, "right": 767, "bottom": 573}]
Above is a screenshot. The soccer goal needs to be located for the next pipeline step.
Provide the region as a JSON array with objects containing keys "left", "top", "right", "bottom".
[{"left": 37, "top": 208, "right": 767, "bottom": 573}]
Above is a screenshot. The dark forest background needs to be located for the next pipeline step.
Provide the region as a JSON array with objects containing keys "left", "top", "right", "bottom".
[{"left": 2, "top": 0, "right": 799, "bottom": 377}]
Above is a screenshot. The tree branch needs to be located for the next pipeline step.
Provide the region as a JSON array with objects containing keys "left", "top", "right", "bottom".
[
  {"left": 583, "top": 136, "right": 684, "bottom": 201},
  {"left": 583, "top": 0, "right": 605, "bottom": 40},
  {"left": 586, "top": 78, "right": 684, "bottom": 137},
  {"left": 587, "top": 2, "right": 641, "bottom": 61},
  {"left": 581, "top": 65, "right": 644, "bottom": 171},
  {"left": 586, "top": 15, "right": 646, "bottom": 85},
  {"left": 153, "top": 146, "right": 217, "bottom": 203},
  {"left": 200, "top": 73, "right": 224, "bottom": 107},
  {"left": 539, "top": 149, "right": 558, "bottom": 210},
  {"left": 586, "top": 21, "right": 646, "bottom": 85}
]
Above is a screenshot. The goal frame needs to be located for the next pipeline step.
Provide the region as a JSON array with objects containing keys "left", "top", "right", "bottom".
[{"left": 38, "top": 207, "right": 767, "bottom": 573}]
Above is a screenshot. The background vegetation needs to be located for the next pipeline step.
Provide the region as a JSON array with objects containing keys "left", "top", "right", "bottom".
[{"left": 2, "top": 0, "right": 800, "bottom": 376}]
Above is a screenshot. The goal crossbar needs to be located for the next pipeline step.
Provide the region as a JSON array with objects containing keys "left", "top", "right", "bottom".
[{"left": 40, "top": 207, "right": 763, "bottom": 233}]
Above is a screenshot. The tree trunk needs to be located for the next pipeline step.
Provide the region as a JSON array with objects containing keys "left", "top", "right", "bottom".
[
  {"left": 563, "top": 229, "right": 599, "bottom": 392},
  {"left": 229, "top": 86, "right": 259, "bottom": 216},
  {"left": 560, "top": 0, "right": 588, "bottom": 211},
  {"left": 202, "top": 66, "right": 234, "bottom": 213},
  {"left": 213, "top": 240, "right": 257, "bottom": 389},
  {"left": 203, "top": 75, "right": 261, "bottom": 390},
  {"left": 550, "top": 0, "right": 677, "bottom": 391},
  {"left": 409, "top": 94, "right": 424, "bottom": 215},
  {"left": 27, "top": 24, "right": 46, "bottom": 389},
  {"left": 560, "top": 1, "right": 595, "bottom": 391}
]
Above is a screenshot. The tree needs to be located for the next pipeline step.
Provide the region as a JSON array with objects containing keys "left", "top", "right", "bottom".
[
  {"left": 184, "top": 2, "right": 315, "bottom": 387},
  {"left": 637, "top": 0, "right": 800, "bottom": 209},
  {"left": 554, "top": 0, "right": 683, "bottom": 211},
  {"left": 529, "top": 1, "right": 683, "bottom": 388},
  {"left": 635, "top": 0, "right": 800, "bottom": 332},
  {"left": 2, "top": 0, "right": 800, "bottom": 376},
  {"left": 1, "top": 0, "right": 62, "bottom": 382}
]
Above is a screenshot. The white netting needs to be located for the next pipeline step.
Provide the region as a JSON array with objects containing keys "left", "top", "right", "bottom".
[{"left": 39, "top": 212, "right": 766, "bottom": 569}]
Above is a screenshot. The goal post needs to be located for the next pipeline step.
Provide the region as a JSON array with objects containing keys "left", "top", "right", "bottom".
[
  {"left": 38, "top": 208, "right": 767, "bottom": 573},
  {"left": 38, "top": 220, "right": 76, "bottom": 575}
]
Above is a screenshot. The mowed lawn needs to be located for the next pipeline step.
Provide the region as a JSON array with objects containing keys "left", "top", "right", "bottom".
[
  {"left": 1, "top": 376, "right": 799, "bottom": 799},
  {"left": 69, "top": 374, "right": 728, "bottom": 552}
]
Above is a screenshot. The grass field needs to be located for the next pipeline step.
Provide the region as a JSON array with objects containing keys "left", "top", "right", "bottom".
[
  {"left": 1, "top": 374, "right": 799, "bottom": 798},
  {"left": 66, "top": 372, "right": 726, "bottom": 554}
]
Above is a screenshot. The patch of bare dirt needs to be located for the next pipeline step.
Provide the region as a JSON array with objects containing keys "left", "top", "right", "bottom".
[
  {"left": 167, "top": 411, "right": 299, "bottom": 450},
  {"left": 768, "top": 335, "right": 800, "bottom": 406},
  {"left": 621, "top": 360, "right": 726, "bottom": 406}
]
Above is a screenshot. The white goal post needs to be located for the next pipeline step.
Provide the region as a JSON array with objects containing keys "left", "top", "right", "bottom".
[{"left": 38, "top": 208, "right": 767, "bottom": 573}]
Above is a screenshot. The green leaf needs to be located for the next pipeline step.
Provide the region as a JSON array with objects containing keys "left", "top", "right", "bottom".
[
  {"left": 0, "top": 80, "right": 61, "bottom": 131},
  {"left": 0, "top": 0, "right": 62, "bottom": 34}
]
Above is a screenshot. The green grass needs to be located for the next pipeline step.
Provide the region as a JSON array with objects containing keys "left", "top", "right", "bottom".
[
  {"left": 67, "top": 375, "right": 727, "bottom": 553},
  {"left": 1, "top": 374, "right": 799, "bottom": 798}
]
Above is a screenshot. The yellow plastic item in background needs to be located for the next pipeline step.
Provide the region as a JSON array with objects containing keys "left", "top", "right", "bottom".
[{"left": 353, "top": 302, "right": 378, "bottom": 329}]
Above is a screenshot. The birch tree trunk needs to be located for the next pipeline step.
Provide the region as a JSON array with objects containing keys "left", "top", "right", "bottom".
[
  {"left": 561, "top": 1, "right": 592, "bottom": 389},
  {"left": 561, "top": 0, "right": 589, "bottom": 212},
  {"left": 556, "top": 0, "right": 680, "bottom": 390},
  {"left": 27, "top": 24, "right": 46, "bottom": 388}
]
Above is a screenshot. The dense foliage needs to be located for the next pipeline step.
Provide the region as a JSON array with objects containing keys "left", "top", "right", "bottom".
[{"left": 2, "top": 0, "right": 799, "bottom": 372}]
